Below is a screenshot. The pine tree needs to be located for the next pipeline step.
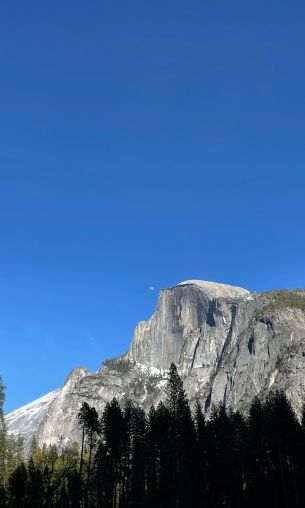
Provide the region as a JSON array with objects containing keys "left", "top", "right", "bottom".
[
  {"left": 84, "top": 406, "right": 100, "bottom": 508},
  {"left": 6, "top": 434, "right": 24, "bottom": 479},
  {"left": 8, "top": 462, "right": 28, "bottom": 507},
  {"left": 101, "top": 398, "right": 125, "bottom": 507},
  {"left": 164, "top": 363, "right": 196, "bottom": 507},
  {"left": 78, "top": 402, "right": 91, "bottom": 481},
  {"left": 248, "top": 396, "right": 276, "bottom": 508},
  {"left": 78, "top": 402, "right": 100, "bottom": 506},
  {"left": 264, "top": 391, "right": 301, "bottom": 508},
  {"left": 27, "top": 458, "right": 43, "bottom": 508},
  {"left": 230, "top": 410, "right": 249, "bottom": 507},
  {"left": 194, "top": 399, "right": 208, "bottom": 506},
  {"left": 130, "top": 405, "right": 147, "bottom": 507},
  {"left": 67, "top": 467, "right": 82, "bottom": 508},
  {"left": 165, "top": 363, "right": 186, "bottom": 418},
  {"left": 58, "top": 484, "right": 70, "bottom": 507},
  {"left": 206, "top": 403, "right": 235, "bottom": 506},
  {"left": 121, "top": 399, "right": 134, "bottom": 504},
  {"left": 146, "top": 405, "right": 158, "bottom": 507},
  {"left": 152, "top": 401, "right": 171, "bottom": 507}
]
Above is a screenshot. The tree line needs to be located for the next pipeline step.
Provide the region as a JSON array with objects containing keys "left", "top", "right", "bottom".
[{"left": 2, "top": 365, "right": 305, "bottom": 507}]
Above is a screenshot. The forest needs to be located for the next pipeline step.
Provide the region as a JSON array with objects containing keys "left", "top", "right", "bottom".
[{"left": 1, "top": 364, "right": 305, "bottom": 507}]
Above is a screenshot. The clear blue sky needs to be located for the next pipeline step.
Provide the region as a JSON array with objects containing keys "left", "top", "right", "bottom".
[{"left": 1, "top": 1, "right": 305, "bottom": 412}]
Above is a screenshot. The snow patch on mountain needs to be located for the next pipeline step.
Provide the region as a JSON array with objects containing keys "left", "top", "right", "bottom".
[{"left": 5, "top": 389, "right": 60, "bottom": 441}]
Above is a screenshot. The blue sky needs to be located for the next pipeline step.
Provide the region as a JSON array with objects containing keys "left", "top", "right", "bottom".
[{"left": 1, "top": 1, "right": 305, "bottom": 412}]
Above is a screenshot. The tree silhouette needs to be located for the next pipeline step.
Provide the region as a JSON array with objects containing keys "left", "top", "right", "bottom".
[
  {"left": 78, "top": 402, "right": 91, "bottom": 481},
  {"left": 194, "top": 399, "right": 208, "bottom": 506},
  {"left": 8, "top": 462, "right": 28, "bottom": 507},
  {"left": 27, "top": 458, "right": 43, "bottom": 508},
  {"left": 101, "top": 398, "right": 125, "bottom": 507},
  {"left": 164, "top": 363, "right": 196, "bottom": 507},
  {"left": 78, "top": 402, "right": 100, "bottom": 507},
  {"left": 3, "top": 372, "right": 305, "bottom": 507}
]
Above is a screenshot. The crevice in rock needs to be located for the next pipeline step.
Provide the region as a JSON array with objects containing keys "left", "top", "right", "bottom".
[
  {"left": 203, "top": 304, "right": 238, "bottom": 412},
  {"left": 205, "top": 391, "right": 212, "bottom": 412},
  {"left": 259, "top": 316, "right": 274, "bottom": 334},
  {"left": 217, "top": 303, "right": 238, "bottom": 367},
  {"left": 248, "top": 334, "right": 255, "bottom": 355},
  {"left": 206, "top": 301, "right": 216, "bottom": 327},
  {"left": 191, "top": 337, "right": 201, "bottom": 370},
  {"left": 223, "top": 384, "right": 228, "bottom": 405}
]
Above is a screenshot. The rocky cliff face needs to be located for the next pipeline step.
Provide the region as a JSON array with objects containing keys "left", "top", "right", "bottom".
[
  {"left": 6, "top": 280, "right": 305, "bottom": 448},
  {"left": 127, "top": 281, "right": 250, "bottom": 370},
  {"left": 5, "top": 389, "right": 60, "bottom": 444}
]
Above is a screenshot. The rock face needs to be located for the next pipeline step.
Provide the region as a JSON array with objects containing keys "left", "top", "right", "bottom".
[
  {"left": 127, "top": 280, "right": 250, "bottom": 370},
  {"left": 6, "top": 280, "right": 305, "bottom": 448},
  {"left": 5, "top": 389, "right": 60, "bottom": 445}
]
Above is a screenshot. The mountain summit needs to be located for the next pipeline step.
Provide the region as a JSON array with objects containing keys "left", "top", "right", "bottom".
[
  {"left": 178, "top": 280, "right": 250, "bottom": 298},
  {"left": 6, "top": 280, "right": 305, "bottom": 448},
  {"left": 127, "top": 280, "right": 250, "bottom": 370}
]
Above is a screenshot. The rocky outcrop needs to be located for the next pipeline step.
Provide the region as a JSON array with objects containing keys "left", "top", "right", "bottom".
[
  {"left": 5, "top": 389, "right": 60, "bottom": 445},
  {"left": 6, "top": 281, "right": 305, "bottom": 448},
  {"left": 127, "top": 281, "right": 249, "bottom": 370}
]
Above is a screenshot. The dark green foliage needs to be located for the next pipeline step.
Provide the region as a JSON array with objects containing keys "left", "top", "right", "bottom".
[
  {"left": 3, "top": 369, "right": 305, "bottom": 507},
  {"left": 8, "top": 462, "right": 28, "bottom": 507},
  {"left": 27, "top": 458, "right": 43, "bottom": 508},
  {"left": 78, "top": 402, "right": 101, "bottom": 507},
  {"left": 194, "top": 400, "right": 208, "bottom": 505},
  {"left": 164, "top": 363, "right": 197, "bottom": 507},
  {"left": 99, "top": 398, "right": 125, "bottom": 506}
]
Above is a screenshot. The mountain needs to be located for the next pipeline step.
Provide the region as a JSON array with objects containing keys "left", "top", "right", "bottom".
[
  {"left": 5, "top": 280, "right": 305, "bottom": 448},
  {"left": 5, "top": 389, "right": 60, "bottom": 443}
]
